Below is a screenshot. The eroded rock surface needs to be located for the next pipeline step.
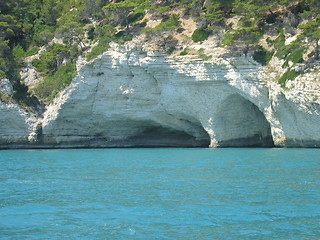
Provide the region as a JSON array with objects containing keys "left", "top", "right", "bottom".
[{"left": 39, "top": 43, "right": 320, "bottom": 148}]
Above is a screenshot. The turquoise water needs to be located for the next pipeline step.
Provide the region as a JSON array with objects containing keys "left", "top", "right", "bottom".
[{"left": 0, "top": 148, "right": 319, "bottom": 239}]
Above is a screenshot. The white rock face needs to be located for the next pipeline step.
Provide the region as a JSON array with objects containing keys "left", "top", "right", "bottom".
[
  {"left": 1, "top": 43, "right": 320, "bottom": 148},
  {"left": 0, "top": 78, "right": 13, "bottom": 94},
  {"left": 0, "top": 102, "right": 38, "bottom": 147},
  {"left": 39, "top": 43, "right": 320, "bottom": 148}
]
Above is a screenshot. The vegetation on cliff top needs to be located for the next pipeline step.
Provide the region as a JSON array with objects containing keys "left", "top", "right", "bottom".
[{"left": 0, "top": 0, "right": 319, "bottom": 107}]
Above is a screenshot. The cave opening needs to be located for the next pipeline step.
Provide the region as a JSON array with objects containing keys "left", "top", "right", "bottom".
[
  {"left": 215, "top": 94, "right": 274, "bottom": 147},
  {"left": 128, "top": 122, "right": 211, "bottom": 147}
]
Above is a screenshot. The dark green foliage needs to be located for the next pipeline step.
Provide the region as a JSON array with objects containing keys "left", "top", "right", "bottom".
[
  {"left": 167, "top": 46, "right": 176, "bottom": 54},
  {"left": 12, "top": 80, "right": 39, "bottom": 111},
  {"left": 12, "top": 45, "right": 25, "bottom": 60},
  {"left": 70, "top": 44, "right": 81, "bottom": 63},
  {"left": 119, "top": 34, "right": 133, "bottom": 42},
  {"left": 114, "top": 31, "right": 133, "bottom": 44},
  {"left": 88, "top": 26, "right": 95, "bottom": 40},
  {"left": 32, "top": 44, "right": 69, "bottom": 74},
  {"left": 32, "top": 63, "right": 76, "bottom": 103},
  {"left": 253, "top": 47, "right": 273, "bottom": 66},
  {"left": 13, "top": 45, "right": 39, "bottom": 60},
  {"left": 139, "top": 20, "right": 147, "bottom": 28},
  {"left": 124, "top": 10, "right": 145, "bottom": 26},
  {"left": 265, "top": 13, "right": 277, "bottom": 24},
  {"left": 192, "top": 27, "right": 210, "bottom": 42},
  {"left": 287, "top": 48, "right": 304, "bottom": 64},
  {"left": 180, "top": 48, "right": 189, "bottom": 56}
]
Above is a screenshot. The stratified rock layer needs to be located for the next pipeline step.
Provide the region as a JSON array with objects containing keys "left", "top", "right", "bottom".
[{"left": 1, "top": 43, "right": 320, "bottom": 148}]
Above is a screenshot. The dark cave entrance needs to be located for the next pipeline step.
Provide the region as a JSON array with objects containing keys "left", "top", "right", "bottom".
[
  {"left": 128, "top": 122, "right": 211, "bottom": 147},
  {"left": 215, "top": 94, "right": 274, "bottom": 147}
]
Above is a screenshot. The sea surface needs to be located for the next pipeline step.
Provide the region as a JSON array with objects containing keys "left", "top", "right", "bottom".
[{"left": 0, "top": 148, "right": 319, "bottom": 239}]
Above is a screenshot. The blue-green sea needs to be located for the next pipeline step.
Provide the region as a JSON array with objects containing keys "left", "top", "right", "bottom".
[{"left": 0, "top": 148, "right": 319, "bottom": 239}]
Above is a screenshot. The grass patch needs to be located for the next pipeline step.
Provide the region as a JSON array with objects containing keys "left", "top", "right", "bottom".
[{"left": 31, "top": 63, "right": 76, "bottom": 103}]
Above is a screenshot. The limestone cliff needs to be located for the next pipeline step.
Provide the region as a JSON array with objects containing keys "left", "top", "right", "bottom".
[{"left": 1, "top": 41, "right": 319, "bottom": 148}]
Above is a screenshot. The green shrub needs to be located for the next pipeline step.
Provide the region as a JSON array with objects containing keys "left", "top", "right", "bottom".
[
  {"left": 139, "top": 19, "right": 148, "bottom": 28},
  {"left": 32, "top": 63, "right": 76, "bottom": 103},
  {"left": 12, "top": 45, "right": 39, "bottom": 60},
  {"left": 25, "top": 47, "right": 39, "bottom": 57},
  {"left": 265, "top": 13, "right": 277, "bottom": 24},
  {"left": 13, "top": 45, "right": 25, "bottom": 60},
  {"left": 32, "top": 58, "right": 47, "bottom": 73},
  {"left": 87, "top": 35, "right": 112, "bottom": 60},
  {"left": 124, "top": 10, "right": 145, "bottom": 26},
  {"left": 278, "top": 69, "right": 299, "bottom": 87},
  {"left": 287, "top": 48, "right": 304, "bottom": 64},
  {"left": 282, "top": 47, "right": 305, "bottom": 68},
  {"left": 253, "top": 47, "right": 273, "bottom": 65},
  {"left": 88, "top": 26, "right": 95, "bottom": 40},
  {"left": 32, "top": 44, "right": 69, "bottom": 74},
  {"left": 274, "top": 32, "right": 288, "bottom": 58},
  {"left": 144, "top": 14, "right": 181, "bottom": 32},
  {"left": 266, "top": 37, "right": 273, "bottom": 45},
  {"left": 114, "top": 31, "right": 133, "bottom": 43},
  {"left": 221, "top": 32, "right": 235, "bottom": 46},
  {"left": 192, "top": 27, "right": 210, "bottom": 42},
  {"left": 167, "top": 46, "right": 176, "bottom": 54},
  {"left": 180, "top": 48, "right": 189, "bottom": 55}
]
